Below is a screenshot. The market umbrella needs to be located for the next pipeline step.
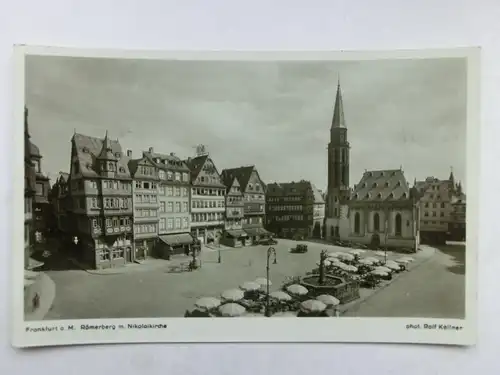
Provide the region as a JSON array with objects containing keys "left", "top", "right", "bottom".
[
  {"left": 240, "top": 281, "right": 261, "bottom": 292},
  {"left": 400, "top": 256, "right": 415, "bottom": 262},
  {"left": 384, "top": 260, "right": 401, "bottom": 270},
  {"left": 254, "top": 277, "right": 272, "bottom": 287},
  {"left": 344, "top": 265, "right": 358, "bottom": 273},
  {"left": 349, "top": 249, "right": 365, "bottom": 256},
  {"left": 337, "top": 253, "right": 355, "bottom": 261},
  {"left": 316, "top": 294, "right": 340, "bottom": 306},
  {"left": 300, "top": 299, "right": 327, "bottom": 313},
  {"left": 269, "top": 291, "right": 292, "bottom": 301},
  {"left": 195, "top": 297, "right": 221, "bottom": 310},
  {"left": 272, "top": 311, "right": 297, "bottom": 317},
  {"left": 374, "top": 251, "right": 387, "bottom": 257},
  {"left": 364, "top": 257, "right": 380, "bottom": 264},
  {"left": 221, "top": 289, "right": 245, "bottom": 302},
  {"left": 395, "top": 258, "right": 411, "bottom": 264},
  {"left": 371, "top": 269, "right": 389, "bottom": 277},
  {"left": 328, "top": 252, "right": 342, "bottom": 258},
  {"left": 358, "top": 259, "right": 374, "bottom": 265},
  {"left": 219, "top": 303, "right": 246, "bottom": 317},
  {"left": 286, "top": 284, "right": 309, "bottom": 296},
  {"left": 374, "top": 266, "right": 392, "bottom": 273}
]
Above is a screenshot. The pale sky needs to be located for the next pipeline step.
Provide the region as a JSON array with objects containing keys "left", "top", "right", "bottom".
[{"left": 25, "top": 55, "right": 467, "bottom": 192}]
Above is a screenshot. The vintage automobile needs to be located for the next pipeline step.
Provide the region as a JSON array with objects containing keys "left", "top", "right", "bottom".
[
  {"left": 260, "top": 237, "right": 278, "bottom": 245},
  {"left": 290, "top": 244, "right": 308, "bottom": 253}
]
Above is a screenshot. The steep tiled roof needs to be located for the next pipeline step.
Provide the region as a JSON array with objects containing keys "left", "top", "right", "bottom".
[
  {"left": 220, "top": 166, "right": 255, "bottom": 191},
  {"left": 144, "top": 151, "right": 190, "bottom": 172},
  {"left": 184, "top": 155, "right": 209, "bottom": 181},
  {"left": 72, "top": 133, "right": 131, "bottom": 179},
  {"left": 267, "top": 180, "right": 325, "bottom": 204},
  {"left": 351, "top": 169, "right": 411, "bottom": 201}
]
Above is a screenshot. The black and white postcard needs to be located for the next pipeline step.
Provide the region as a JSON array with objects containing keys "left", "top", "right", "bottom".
[{"left": 12, "top": 46, "right": 479, "bottom": 347}]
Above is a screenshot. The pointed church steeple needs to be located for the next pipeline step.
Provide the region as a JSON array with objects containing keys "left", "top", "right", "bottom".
[
  {"left": 331, "top": 79, "right": 346, "bottom": 129},
  {"left": 457, "top": 181, "right": 463, "bottom": 195}
]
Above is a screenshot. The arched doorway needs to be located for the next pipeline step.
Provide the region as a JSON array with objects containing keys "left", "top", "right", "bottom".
[
  {"left": 313, "top": 222, "right": 321, "bottom": 238},
  {"left": 354, "top": 212, "right": 361, "bottom": 234},
  {"left": 373, "top": 213, "right": 380, "bottom": 232},
  {"left": 395, "top": 213, "right": 402, "bottom": 236}
]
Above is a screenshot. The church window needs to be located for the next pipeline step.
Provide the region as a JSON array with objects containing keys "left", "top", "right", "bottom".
[
  {"left": 395, "top": 213, "right": 402, "bottom": 236},
  {"left": 354, "top": 212, "right": 361, "bottom": 234},
  {"left": 373, "top": 213, "right": 380, "bottom": 231}
]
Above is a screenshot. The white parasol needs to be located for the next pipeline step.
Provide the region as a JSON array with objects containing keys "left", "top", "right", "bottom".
[
  {"left": 221, "top": 288, "right": 245, "bottom": 301},
  {"left": 344, "top": 265, "right": 358, "bottom": 273},
  {"left": 316, "top": 294, "right": 340, "bottom": 306},
  {"left": 195, "top": 297, "right": 221, "bottom": 310},
  {"left": 300, "top": 299, "right": 327, "bottom": 313},
  {"left": 219, "top": 303, "right": 246, "bottom": 317},
  {"left": 384, "top": 260, "right": 401, "bottom": 270},
  {"left": 400, "top": 256, "right": 415, "bottom": 262},
  {"left": 358, "top": 259, "right": 374, "bottom": 265},
  {"left": 240, "top": 281, "right": 261, "bottom": 292},
  {"left": 269, "top": 291, "right": 292, "bottom": 301},
  {"left": 254, "top": 277, "right": 272, "bottom": 287},
  {"left": 374, "top": 266, "right": 392, "bottom": 273},
  {"left": 349, "top": 249, "right": 365, "bottom": 256},
  {"left": 286, "top": 284, "right": 309, "bottom": 296},
  {"left": 371, "top": 269, "right": 389, "bottom": 277},
  {"left": 337, "top": 253, "right": 355, "bottom": 261},
  {"left": 395, "top": 258, "right": 411, "bottom": 264},
  {"left": 364, "top": 257, "right": 380, "bottom": 264}
]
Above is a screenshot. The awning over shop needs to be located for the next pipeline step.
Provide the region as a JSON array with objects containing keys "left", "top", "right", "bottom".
[
  {"left": 225, "top": 230, "right": 247, "bottom": 238},
  {"left": 244, "top": 228, "right": 259, "bottom": 236},
  {"left": 159, "top": 233, "right": 194, "bottom": 246},
  {"left": 258, "top": 228, "right": 274, "bottom": 236}
]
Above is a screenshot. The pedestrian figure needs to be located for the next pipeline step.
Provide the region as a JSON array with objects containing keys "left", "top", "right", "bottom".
[{"left": 33, "top": 293, "right": 40, "bottom": 311}]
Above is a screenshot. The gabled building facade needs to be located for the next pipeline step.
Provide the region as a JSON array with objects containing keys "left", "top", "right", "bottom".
[
  {"left": 266, "top": 180, "right": 325, "bottom": 239},
  {"left": 128, "top": 150, "right": 160, "bottom": 259},
  {"left": 144, "top": 149, "right": 193, "bottom": 257},
  {"left": 185, "top": 151, "right": 226, "bottom": 245},
  {"left": 414, "top": 172, "right": 461, "bottom": 244},
  {"left": 449, "top": 186, "right": 466, "bottom": 242},
  {"left": 220, "top": 172, "right": 246, "bottom": 247},
  {"left": 24, "top": 107, "right": 36, "bottom": 269},
  {"left": 220, "top": 166, "right": 269, "bottom": 244},
  {"left": 69, "top": 132, "right": 133, "bottom": 269}
]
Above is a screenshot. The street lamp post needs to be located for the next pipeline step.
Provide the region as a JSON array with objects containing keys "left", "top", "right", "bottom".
[{"left": 265, "top": 247, "right": 277, "bottom": 317}]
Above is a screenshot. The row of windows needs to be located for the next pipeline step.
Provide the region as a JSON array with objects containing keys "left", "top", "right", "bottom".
[
  {"left": 273, "top": 215, "right": 304, "bottom": 221},
  {"left": 135, "top": 209, "right": 158, "bottom": 218},
  {"left": 191, "top": 213, "right": 224, "bottom": 222},
  {"left": 422, "top": 221, "right": 442, "bottom": 225},
  {"left": 423, "top": 211, "right": 445, "bottom": 217},
  {"left": 267, "top": 205, "right": 302, "bottom": 212},
  {"left": 159, "top": 201, "right": 189, "bottom": 213},
  {"left": 158, "top": 170, "right": 190, "bottom": 182},
  {"left": 268, "top": 196, "right": 302, "bottom": 202},
  {"left": 102, "top": 180, "right": 132, "bottom": 191},
  {"left": 104, "top": 198, "right": 131, "bottom": 209},
  {"left": 92, "top": 217, "right": 132, "bottom": 228},
  {"left": 198, "top": 176, "right": 222, "bottom": 185},
  {"left": 424, "top": 202, "right": 446, "bottom": 208},
  {"left": 135, "top": 224, "right": 157, "bottom": 234},
  {"left": 159, "top": 217, "right": 190, "bottom": 231},
  {"left": 159, "top": 186, "right": 189, "bottom": 197},
  {"left": 135, "top": 181, "right": 158, "bottom": 190},
  {"left": 192, "top": 188, "right": 225, "bottom": 196},
  {"left": 135, "top": 194, "right": 158, "bottom": 203},
  {"left": 354, "top": 212, "right": 403, "bottom": 236},
  {"left": 230, "top": 186, "right": 241, "bottom": 193},
  {"left": 192, "top": 200, "right": 225, "bottom": 209},
  {"left": 227, "top": 196, "right": 243, "bottom": 204}
]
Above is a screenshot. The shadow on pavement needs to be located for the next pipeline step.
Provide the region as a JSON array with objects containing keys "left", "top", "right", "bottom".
[
  {"left": 32, "top": 251, "right": 82, "bottom": 272},
  {"left": 436, "top": 244, "right": 466, "bottom": 275}
]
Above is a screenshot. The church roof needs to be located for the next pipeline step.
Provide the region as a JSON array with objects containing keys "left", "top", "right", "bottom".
[
  {"left": 72, "top": 133, "right": 131, "bottom": 179},
  {"left": 351, "top": 169, "right": 412, "bottom": 202},
  {"left": 331, "top": 81, "right": 346, "bottom": 129},
  {"left": 144, "top": 151, "right": 190, "bottom": 172},
  {"left": 29, "top": 141, "right": 40, "bottom": 157},
  {"left": 96, "top": 131, "right": 118, "bottom": 161},
  {"left": 185, "top": 154, "right": 210, "bottom": 181}
]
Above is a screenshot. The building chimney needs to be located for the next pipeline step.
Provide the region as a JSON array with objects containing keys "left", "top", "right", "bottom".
[
  {"left": 127, "top": 150, "right": 132, "bottom": 157},
  {"left": 149, "top": 147, "right": 154, "bottom": 154}
]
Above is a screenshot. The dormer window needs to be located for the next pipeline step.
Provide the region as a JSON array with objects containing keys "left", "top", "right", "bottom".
[
  {"left": 119, "top": 167, "right": 126, "bottom": 173},
  {"left": 367, "top": 172, "right": 372, "bottom": 177},
  {"left": 377, "top": 193, "right": 382, "bottom": 199},
  {"left": 392, "top": 172, "right": 397, "bottom": 176},
  {"left": 389, "top": 193, "right": 394, "bottom": 198},
  {"left": 82, "top": 147, "right": 89, "bottom": 153},
  {"left": 396, "top": 181, "right": 401, "bottom": 187},
  {"left": 385, "top": 182, "right": 390, "bottom": 187},
  {"left": 372, "top": 183, "right": 377, "bottom": 188},
  {"left": 362, "top": 183, "right": 367, "bottom": 188},
  {"left": 365, "top": 193, "right": 371, "bottom": 199},
  {"left": 354, "top": 193, "right": 359, "bottom": 199},
  {"left": 115, "top": 152, "right": 121, "bottom": 158},
  {"left": 380, "top": 172, "right": 384, "bottom": 176},
  {"left": 402, "top": 193, "right": 407, "bottom": 198}
]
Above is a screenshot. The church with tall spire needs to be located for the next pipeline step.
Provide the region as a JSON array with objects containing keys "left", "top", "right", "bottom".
[{"left": 324, "top": 80, "right": 420, "bottom": 251}]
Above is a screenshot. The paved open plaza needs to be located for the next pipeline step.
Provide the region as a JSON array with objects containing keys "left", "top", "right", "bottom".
[{"left": 39, "top": 239, "right": 465, "bottom": 320}]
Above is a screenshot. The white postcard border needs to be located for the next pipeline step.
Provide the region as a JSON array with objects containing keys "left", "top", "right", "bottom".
[{"left": 11, "top": 46, "right": 480, "bottom": 348}]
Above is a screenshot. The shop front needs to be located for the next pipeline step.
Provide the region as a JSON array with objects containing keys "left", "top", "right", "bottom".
[
  {"left": 93, "top": 235, "right": 133, "bottom": 270},
  {"left": 220, "top": 229, "right": 247, "bottom": 247},
  {"left": 158, "top": 233, "right": 194, "bottom": 258},
  {"left": 134, "top": 238, "right": 156, "bottom": 260},
  {"left": 243, "top": 227, "right": 272, "bottom": 245}
]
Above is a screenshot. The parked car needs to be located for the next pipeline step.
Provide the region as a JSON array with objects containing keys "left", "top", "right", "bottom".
[
  {"left": 291, "top": 244, "right": 308, "bottom": 253},
  {"left": 260, "top": 238, "right": 278, "bottom": 245},
  {"left": 292, "top": 233, "right": 305, "bottom": 241}
]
